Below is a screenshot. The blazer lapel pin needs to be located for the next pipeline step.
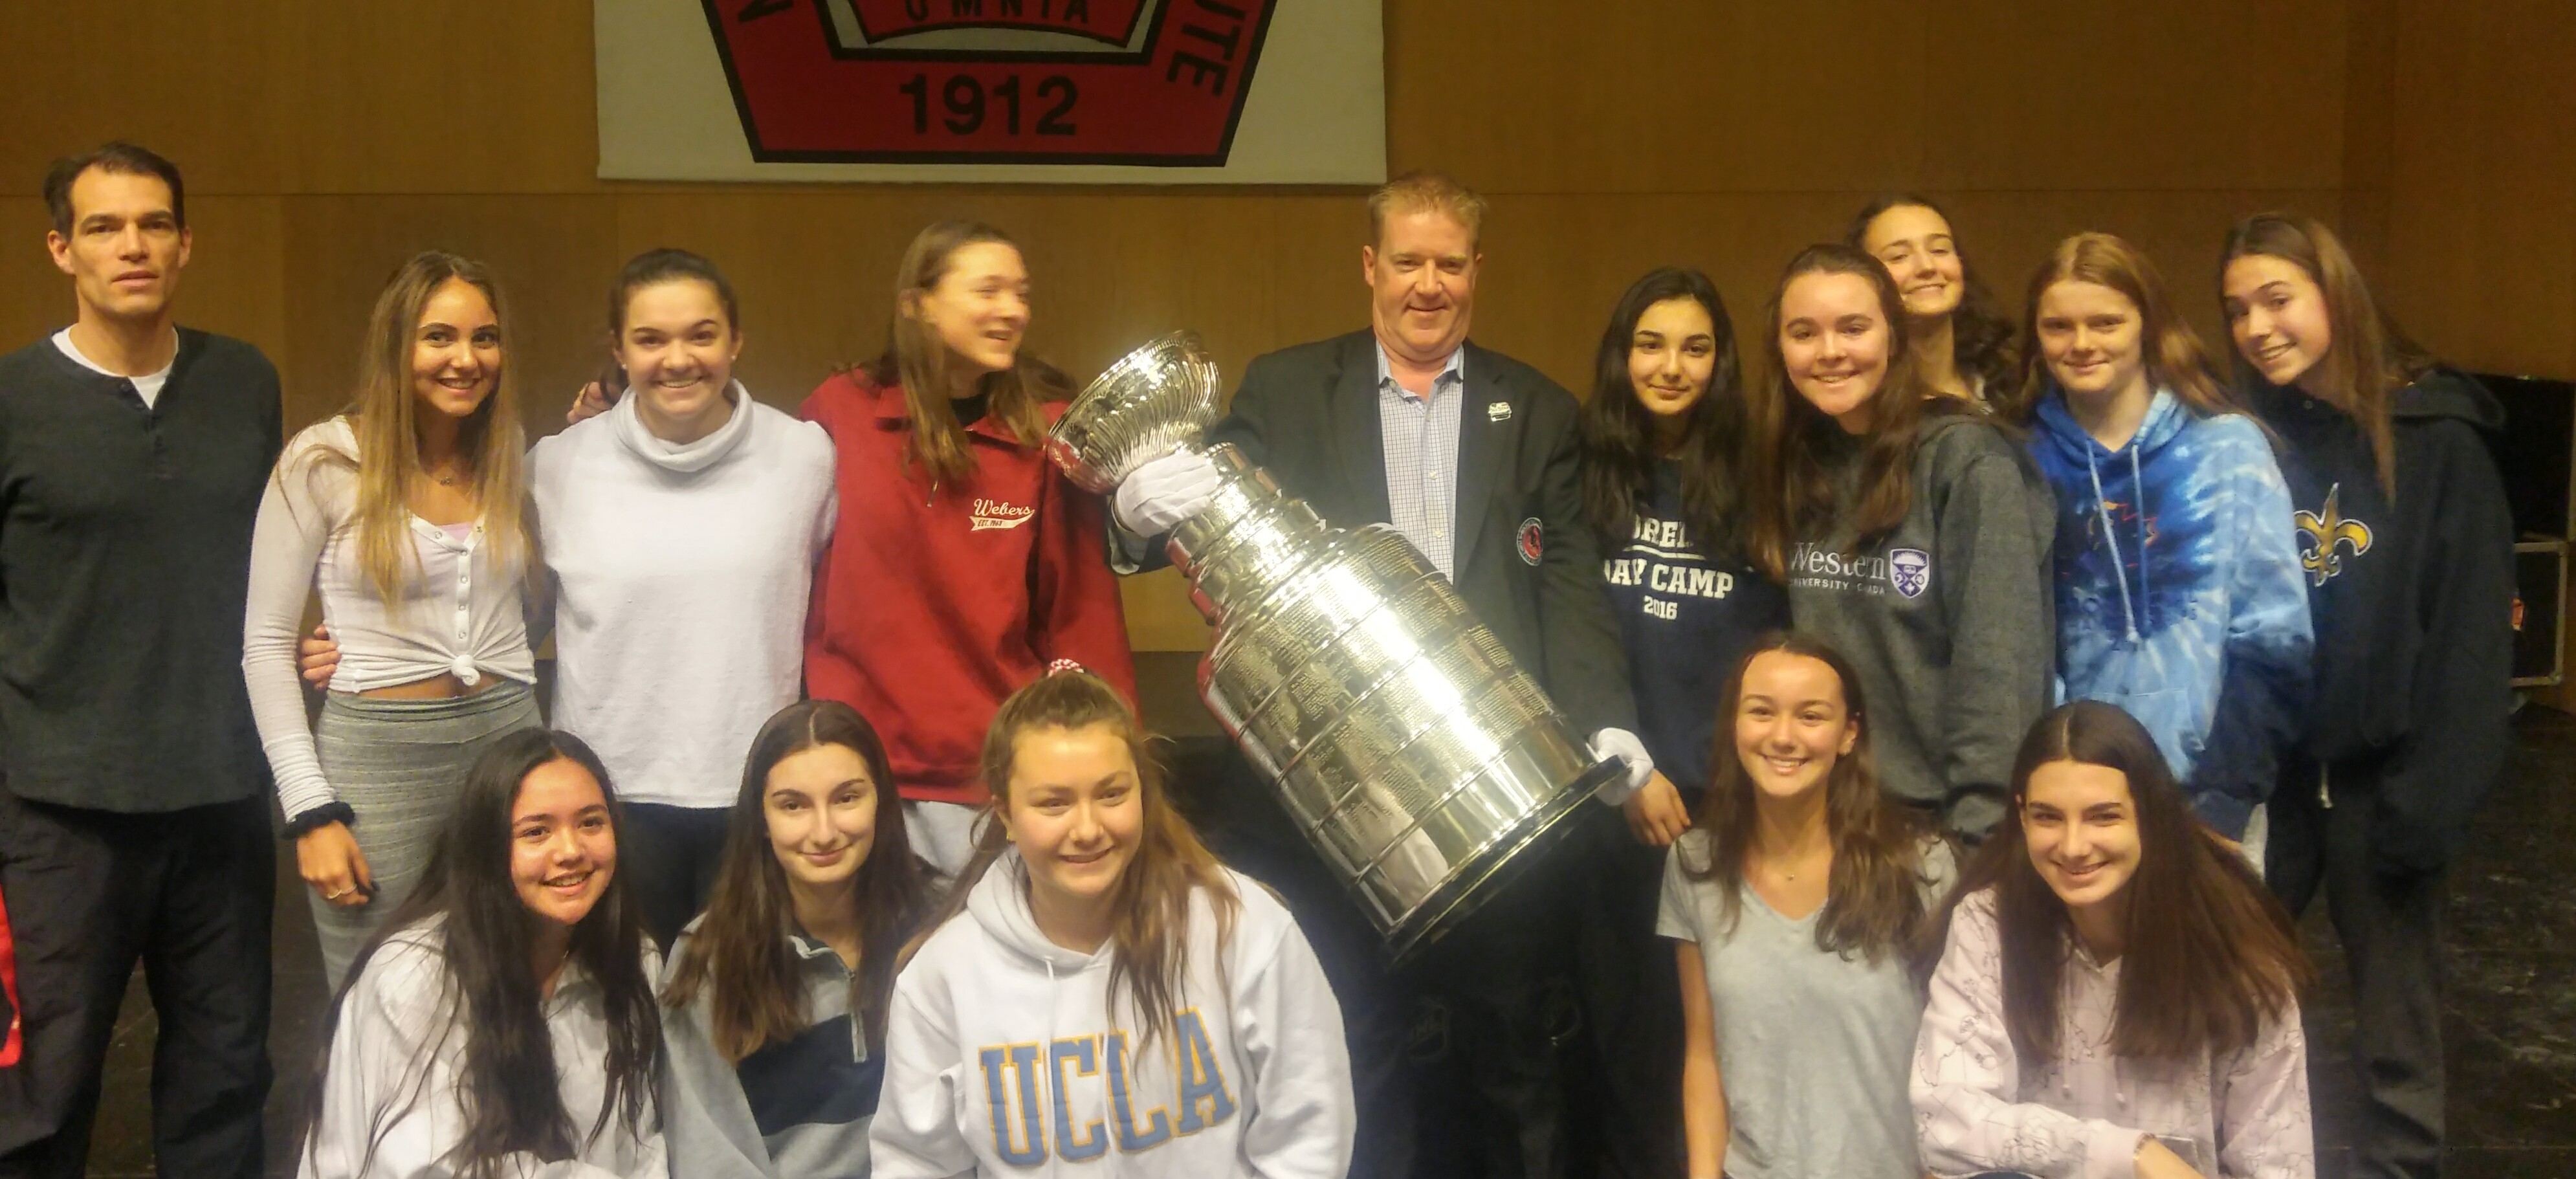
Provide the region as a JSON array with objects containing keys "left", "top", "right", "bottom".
[{"left": 1486, "top": 401, "right": 1512, "bottom": 423}]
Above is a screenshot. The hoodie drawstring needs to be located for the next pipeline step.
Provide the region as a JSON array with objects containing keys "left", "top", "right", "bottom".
[{"left": 2086, "top": 446, "right": 2144, "bottom": 642}]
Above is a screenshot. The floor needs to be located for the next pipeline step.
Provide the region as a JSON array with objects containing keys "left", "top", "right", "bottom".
[{"left": 75, "top": 654, "right": 2576, "bottom": 1176}]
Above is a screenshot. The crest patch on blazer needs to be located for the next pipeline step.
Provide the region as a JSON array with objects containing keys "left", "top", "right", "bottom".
[{"left": 1517, "top": 518, "right": 1543, "bottom": 566}]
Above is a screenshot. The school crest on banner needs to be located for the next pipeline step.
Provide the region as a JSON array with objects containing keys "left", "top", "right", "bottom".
[{"left": 597, "top": 0, "right": 1385, "bottom": 182}]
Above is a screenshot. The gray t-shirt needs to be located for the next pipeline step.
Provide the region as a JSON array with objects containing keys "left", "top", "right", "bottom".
[{"left": 1657, "top": 830, "right": 1956, "bottom": 1179}]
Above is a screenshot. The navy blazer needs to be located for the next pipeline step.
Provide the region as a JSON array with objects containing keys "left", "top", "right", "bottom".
[{"left": 1189, "top": 330, "right": 1636, "bottom": 739}]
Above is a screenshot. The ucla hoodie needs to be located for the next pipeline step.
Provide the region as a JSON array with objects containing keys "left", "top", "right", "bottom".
[
  {"left": 2249, "top": 368, "right": 2514, "bottom": 872},
  {"left": 868, "top": 850, "right": 1354, "bottom": 1178},
  {"left": 2029, "top": 388, "right": 2314, "bottom": 837}
]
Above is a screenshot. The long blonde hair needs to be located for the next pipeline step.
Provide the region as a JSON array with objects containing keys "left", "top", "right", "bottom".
[
  {"left": 915, "top": 672, "right": 1237, "bottom": 1053},
  {"left": 861, "top": 221, "right": 1069, "bottom": 487},
  {"left": 302, "top": 252, "right": 525, "bottom": 604}
]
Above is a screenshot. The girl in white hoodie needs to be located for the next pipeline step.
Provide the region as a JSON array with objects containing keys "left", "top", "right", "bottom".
[
  {"left": 300, "top": 728, "right": 665, "bottom": 1179},
  {"left": 869, "top": 671, "right": 1355, "bottom": 1178}
]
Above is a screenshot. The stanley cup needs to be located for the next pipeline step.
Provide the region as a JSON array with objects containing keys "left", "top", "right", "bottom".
[{"left": 1049, "top": 332, "right": 1620, "bottom": 962}]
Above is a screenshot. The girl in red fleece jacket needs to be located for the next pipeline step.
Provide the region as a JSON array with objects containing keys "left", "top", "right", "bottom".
[{"left": 800, "top": 221, "right": 1137, "bottom": 877}]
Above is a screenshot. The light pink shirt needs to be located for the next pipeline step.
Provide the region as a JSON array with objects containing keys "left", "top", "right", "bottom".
[{"left": 1911, "top": 888, "right": 2315, "bottom": 1179}]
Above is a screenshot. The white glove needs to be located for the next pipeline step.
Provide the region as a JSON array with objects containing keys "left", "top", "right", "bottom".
[
  {"left": 1113, "top": 449, "right": 1222, "bottom": 536},
  {"left": 1589, "top": 727, "right": 1655, "bottom": 806}
]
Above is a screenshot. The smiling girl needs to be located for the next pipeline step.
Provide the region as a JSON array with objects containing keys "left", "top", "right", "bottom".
[
  {"left": 798, "top": 221, "right": 1136, "bottom": 880},
  {"left": 1848, "top": 195, "right": 2018, "bottom": 408},
  {"left": 2219, "top": 212, "right": 2513, "bottom": 1177},
  {"left": 300, "top": 728, "right": 664, "bottom": 1179},
  {"left": 660, "top": 700, "right": 936, "bottom": 1178},
  {"left": 1742, "top": 245, "right": 2055, "bottom": 840},
  {"left": 532, "top": 248, "right": 839, "bottom": 947},
  {"left": 1913, "top": 701, "right": 2315, "bottom": 1179},
  {"left": 2012, "top": 233, "right": 2311, "bottom": 856},
  {"left": 1662, "top": 632, "right": 1951, "bottom": 1179},
  {"left": 869, "top": 671, "right": 1354, "bottom": 1178},
  {"left": 1573, "top": 267, "right": 1792, "bottom": 1179},
  {"left": 244, "top": 252, "right": 540, "bottom": 985}
]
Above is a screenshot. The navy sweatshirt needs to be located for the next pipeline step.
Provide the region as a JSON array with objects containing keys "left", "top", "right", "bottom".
[
  {"left": 2250, "top": 368, "right": 2515, "bottom": 872},
  {"left": 1600, "top": 459, "right": 1789, "bottom": 794},
  {"left": 0, "top": 329, "right": 281, "bottom": 812}
]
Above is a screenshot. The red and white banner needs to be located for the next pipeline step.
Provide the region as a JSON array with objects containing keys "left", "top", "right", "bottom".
[{"left": 597, "top": 0, "right": 1385, "bottom": 183}]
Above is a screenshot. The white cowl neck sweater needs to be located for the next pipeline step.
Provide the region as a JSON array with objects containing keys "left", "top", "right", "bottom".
[{"left": 529, "top": 385, "right": 835, "bottom": 808}]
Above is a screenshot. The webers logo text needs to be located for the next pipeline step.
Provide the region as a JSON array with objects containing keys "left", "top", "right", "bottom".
[{"left": 971, "top": 498, "right": 1038, "bottom": 531}]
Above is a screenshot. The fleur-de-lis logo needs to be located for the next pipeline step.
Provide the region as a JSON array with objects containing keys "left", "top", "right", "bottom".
[{"left": 2295, "top": 483, "right": 2373, "bottom": 587}]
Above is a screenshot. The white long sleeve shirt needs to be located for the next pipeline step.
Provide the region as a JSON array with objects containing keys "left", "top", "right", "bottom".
[
  {"left": 300, "top": 917, "right": 666, "bottom": 1179},
  {"left": 870, "top": 852, "right": 1355, "bottom": 1178},
  {"left": 1911, "top": 888, "right": 2315, "bottom": 1179},
  {"left": 529, "top": 387, "right": 834, "bottom": 808},
  {"left": 242, "top": 419, "right": 537, "bottom": 821}
]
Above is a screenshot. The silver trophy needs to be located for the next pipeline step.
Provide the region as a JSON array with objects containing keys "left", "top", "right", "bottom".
[{"left": 1051, "top": 332, "right": 1619, "bottom": 962}]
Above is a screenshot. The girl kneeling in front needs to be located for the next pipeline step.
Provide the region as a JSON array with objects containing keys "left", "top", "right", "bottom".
[
  {"left": 1664, "top": 631, "right": 1953, "bottom": 1179},
  {"left": 868, "top": 671, "right": 1355, "bottom": 1178},
  {"left": 660, "top": 701, "right": 937, "bottom": 1177},
  {"left": 1913, "top": 701, "right": 2315, "bottom": 1179},
  {"left": 301, "top": 729, "right": 664, "bottom": 1179}
]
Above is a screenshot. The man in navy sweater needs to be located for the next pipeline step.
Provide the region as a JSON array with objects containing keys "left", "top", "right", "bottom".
[{"left": 0, "top": 143, "right": 282, "bottom": 1179}]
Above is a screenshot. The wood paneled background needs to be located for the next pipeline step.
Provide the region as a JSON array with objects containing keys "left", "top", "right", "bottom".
[{"left": 5, "top": 0, "right": 2570, "bottom": 656}]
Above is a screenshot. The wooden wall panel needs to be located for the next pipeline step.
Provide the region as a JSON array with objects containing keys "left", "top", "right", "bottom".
[
  {"left": 0, "top": 1, "right": 287, "bottom": 195},
  {"left": 5, "top": 0, "right": 2560, "bottom": 649},
  {"left": 2381, "top": 0, "right": 2576, "bottom": 380},
  {"left": 270, "top": 1, "right": 602, "bottom": 195}
]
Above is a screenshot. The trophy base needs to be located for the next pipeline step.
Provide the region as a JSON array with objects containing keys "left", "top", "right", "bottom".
[{"left": 1376, "top": 756, "right": 1625, "bottom": 966}]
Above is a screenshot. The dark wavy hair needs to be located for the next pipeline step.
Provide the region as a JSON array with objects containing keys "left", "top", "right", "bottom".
[
  {"left": 1577, "top": 267, "right": 1747, "bottom": 553},
  {"left": 1684, "top": 631, "right": 1938, "bottom": 963},
  {"left": 1742, "top": 244, "right": 1981, "bottom": 579},
  {"left": 1928, "top": 701, "right": 2312, "bottom": 1062},
  {"left": 664, "top": 700, "right": 936, "bottom": 1063},
  {"left": 305, "top": 729, "right": 663, "bottom": 1179},
  {"left": 913, "top": 671, "right": 1237, "bottom": 1055},
  {"left": 1846, "top": 194, "right": 2018, "bottom": 398}
]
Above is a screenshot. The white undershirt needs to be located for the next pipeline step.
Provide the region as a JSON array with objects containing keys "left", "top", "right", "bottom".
[{"left": 54, "top": 327, "right": 175, "bottom": 408}]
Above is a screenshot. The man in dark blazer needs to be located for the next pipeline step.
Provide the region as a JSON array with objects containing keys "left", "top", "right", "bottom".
[{"left": 1114, "top": 171, "right": 1647, "bottom": 1179}]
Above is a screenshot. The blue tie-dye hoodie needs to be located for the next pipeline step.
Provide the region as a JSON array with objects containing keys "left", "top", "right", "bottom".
[{"left": 2029, "top": 388, "right": 2313, "bottom": 837}]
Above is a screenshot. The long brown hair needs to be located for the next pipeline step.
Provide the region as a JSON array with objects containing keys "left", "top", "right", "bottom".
[
  {"left": 1845, "top": 193, "right": 2019, "bottom": 397},
  {"left": 861, "top": 221, "right": 1071, "bottom": 486},
  {"left": 1743, "top": 243, "right": 1979, "bottom": 579},
  {"left": 1684, "top": 631, "right": 1936, "bottom": 963},
  {"left": 1931, "top": 701, "right": 2312, "bottom": 1063},
  {"left": 287, "top": 252, "right": 525, "bottom": 605},
  {"left": 2010, "top": 232, "right": 2241, "bottom": 426},
  {"left": 2221, "top": 212, "right": 2436, "bottom": 496},
  {"left": 663, "top": 701, "right": 934, "bottom": 1063},
  {"left": 1577, "top": 267, "right": 1746, "bottom": 548},
  {"left": 917, "top": 671, "right": 1238, "bottom": 1053}
]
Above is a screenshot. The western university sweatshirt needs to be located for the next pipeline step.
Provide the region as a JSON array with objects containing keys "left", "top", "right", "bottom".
[
  {"left": 1783, "top": 415, "right": 2056, "bottom": 837},
  {"left": 870, "top": 851, "right": 1355, "bottom": 1178},
  {"left": 2248, "top": 368, "right": 2514, "bottom": 872},
  {"left": 2028, "top": 390, "right": 2313, "bottom": 838}
]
